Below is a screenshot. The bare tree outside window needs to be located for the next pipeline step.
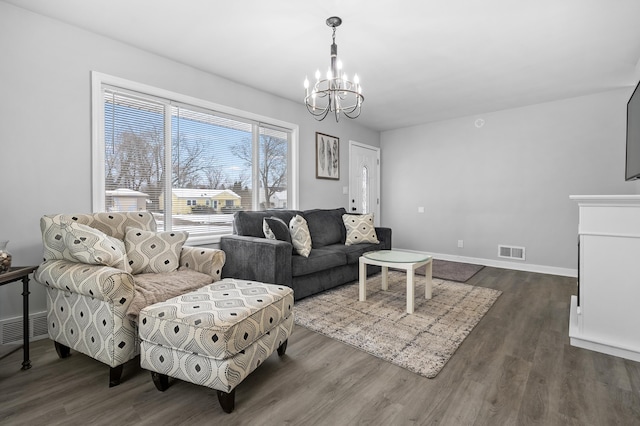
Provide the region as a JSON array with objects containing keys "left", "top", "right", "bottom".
[{"left": 232, "top": 133, "right": 288, "bottom": 209}]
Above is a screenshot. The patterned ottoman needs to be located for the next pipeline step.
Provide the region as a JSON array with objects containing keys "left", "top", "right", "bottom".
[{"left": 139, "top": 278, "right": 294, "bottom": 413}]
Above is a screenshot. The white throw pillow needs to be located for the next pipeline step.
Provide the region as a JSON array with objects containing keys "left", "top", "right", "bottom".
[
  {"left": 60, "top": 221, "right": 130, "bottom": 272},
  {"left": 289, "top": 215, "right": 312, "bottom": 257},
  {"left": 342, "top": 213, "right": 380, "bottom": 246},
  {"left": 124, "top": 227, "right": 188, "bottom": 274}
]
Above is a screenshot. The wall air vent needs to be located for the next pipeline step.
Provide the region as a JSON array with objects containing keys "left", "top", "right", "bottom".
[
  {"left": 498, "top": 245, "right": 526, "bottom": 260},
  {"left": 0, "top": 312, "right": 49, "bottom": 345}
]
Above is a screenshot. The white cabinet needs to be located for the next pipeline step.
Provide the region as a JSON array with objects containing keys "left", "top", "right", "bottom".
[{"left": 569, "top": 195, "right": 640, "bottom": 362}]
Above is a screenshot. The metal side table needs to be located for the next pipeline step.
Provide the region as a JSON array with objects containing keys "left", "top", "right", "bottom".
[{"left": 0, "top": 266, "right": 38, "bottom": 369}]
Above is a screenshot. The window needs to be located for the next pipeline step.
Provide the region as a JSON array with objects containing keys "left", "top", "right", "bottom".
[
  {"left": 362, "top": 165, "right": 369, "bottom": 213},
  {"left": 93, "top": 72, "right": 298, "bottom": 244}
]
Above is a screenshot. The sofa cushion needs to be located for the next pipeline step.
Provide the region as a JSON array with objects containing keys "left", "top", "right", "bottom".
[
  {"left": 291, "top": 248, "right": 347, "bottom": 277},
  {"left": 304, "top": 207, "right": 347, "bottom": 248},
  {"left": 263, "top": 217, "right": 292, "bottom": 244},
  {"left": 343, "top": 213, "right": 380, "bottom": 246},
  {"left": 289, "top": 215, "right": 312, "bottom": 257},
  {"left": 233, "top": 210, "right": 301, "bottom": 237},
  {"left": 125, "top": 227, "right": 188, "bottom": 274},
  {"left": 60, "top": 221, "right": 131, "bottom": 272},
  {"left": 126, "top": 267, "right": 214, "bottom": 320},
  {"left": 324, "top": 242, "right": 387, "bottom": 264}
]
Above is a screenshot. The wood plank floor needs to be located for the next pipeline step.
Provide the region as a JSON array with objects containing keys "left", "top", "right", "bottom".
[{"left": 1, "top": 267, "right": 639, "bottom": 425}]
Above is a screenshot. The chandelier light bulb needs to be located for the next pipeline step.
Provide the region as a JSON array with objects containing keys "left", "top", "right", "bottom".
[
  {"left": 354, "top": 74, "right": 360, "bottom": 85},
  {"left": 304, "top": 78, "right": 309, "bottom": 89},
  {"left": 315, "top": 69, "right": 321, "bottom": 80}
]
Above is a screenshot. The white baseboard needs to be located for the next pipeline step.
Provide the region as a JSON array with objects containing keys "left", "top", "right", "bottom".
[
  {"left": 394, "top": 248, "right": 578, "bottom": 278},
  {"left": 0, "top": 310, "right": 48, "bottom": 345}
]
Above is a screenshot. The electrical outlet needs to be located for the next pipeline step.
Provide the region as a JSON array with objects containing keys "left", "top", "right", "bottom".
[{"left": 457, "top": 240, "right": 464, "bottom": 248}]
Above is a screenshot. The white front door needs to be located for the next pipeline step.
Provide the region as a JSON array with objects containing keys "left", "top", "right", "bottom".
[{"left": 349, "top": 141, "right": 380, "bottom": 225}]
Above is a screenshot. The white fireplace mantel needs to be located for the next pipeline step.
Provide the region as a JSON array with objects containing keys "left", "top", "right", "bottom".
[{"left": 569, "top": 194, "right": 640, "bottom": 362}]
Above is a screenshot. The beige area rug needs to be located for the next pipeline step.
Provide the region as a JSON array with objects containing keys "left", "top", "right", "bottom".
[{"left": 294, "top": 271, "right": 502, "bottom": 378}]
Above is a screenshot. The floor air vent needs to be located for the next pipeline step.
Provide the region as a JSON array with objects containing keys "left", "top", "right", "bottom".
[{"left": 498, "top": 245, "right": 526, "bottom": 260}]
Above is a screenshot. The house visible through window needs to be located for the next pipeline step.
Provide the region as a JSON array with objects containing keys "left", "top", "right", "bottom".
[{"left": 94, "top": 72, "right": 297, "bottom": 243}]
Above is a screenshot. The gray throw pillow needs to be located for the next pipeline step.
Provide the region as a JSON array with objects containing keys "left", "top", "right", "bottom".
[{"left": 263, "top": 217, "right": 292, "bottom": 244}]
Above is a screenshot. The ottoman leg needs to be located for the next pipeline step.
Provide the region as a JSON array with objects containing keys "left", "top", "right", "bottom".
[
  {"left": 217, "top": 389, "right": 236, "bottom": 413},
  {"left": 277, "top": 339, "right": 288, "bottom": 356},
  {"left": 54, "top": 341, "right": 71, "bottom": 359},
  {"left": 151, "top": 372, "right": 170, "bottom": 391}
]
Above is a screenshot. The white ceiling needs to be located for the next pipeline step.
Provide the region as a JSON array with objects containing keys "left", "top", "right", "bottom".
[{"left": 6, "top": 0, "right": 640, "bottom": 131}]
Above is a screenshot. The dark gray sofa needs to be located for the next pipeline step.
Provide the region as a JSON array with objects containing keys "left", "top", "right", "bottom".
[{"left": 220, "top": 207, "right": 392, "bottom": 300}]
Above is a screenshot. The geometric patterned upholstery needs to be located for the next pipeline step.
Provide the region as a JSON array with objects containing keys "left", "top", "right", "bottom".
[
  {"left": 60, "top": 221, "right": 130, "bottom": 271},
  {"left": 45, "top": 283, "right": 137, "bottom": 367},
  {"left": 342, "top": 213, "right": 379, "bottom": 246},
  {"left": 139, "top": 278, "right": 294, "bottom": 393},
  {"left": 36, "top": 259, "right": 138, "bottom": 366},
  {"left": 179, "top": 246, "right": 226, "bottom": 280},
  {"left": 124, "top": 227, "right": 188, "bottom": 274},
  {"left": 289, "top": 214, "right": 312, "bottom": 257},
  {"left": 36, "top": 259, "right": 135, "bottom": 305},
  {"left": 40, "top": 212, "right": 157, "bottom": 261},
  {"left": 35, "top": 212, "right": 227, "bottom": 376}
]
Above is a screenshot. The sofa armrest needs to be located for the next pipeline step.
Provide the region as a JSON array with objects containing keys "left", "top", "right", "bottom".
[
  {"left": 180, "top": 246, "right": 226, "bottom": 281},
  {"left": 220, "top": 235, "right": 293, "bottom": 286},
  {"left": 34, "top": 259, "right": 135, "bottom": 305},
  {"left": 375, "top": 227, "right": 392, "bottom": 250}
]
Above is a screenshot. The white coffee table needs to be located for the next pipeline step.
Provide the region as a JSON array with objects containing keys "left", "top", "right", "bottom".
[{"left": 359, "top": 250, "right": 433, "bottom": 314}]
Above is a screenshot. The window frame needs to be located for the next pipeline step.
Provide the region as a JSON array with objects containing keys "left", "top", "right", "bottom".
[{"left": 91, "top": 71, "right": 299, "bottom": 245}]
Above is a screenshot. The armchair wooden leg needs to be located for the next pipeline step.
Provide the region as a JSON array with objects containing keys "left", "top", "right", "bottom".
[
  {"left": 109, "top": 365, "right": 124, "bottom": 387},
  {"left": 54, "top": 341, "right": 71, "bottom": 359},
  {"left": 277, "top": 339, "right": 288, "bottom": 356},
  {"left": 217, "top": 389, "right": 236, "bottom": 413}
]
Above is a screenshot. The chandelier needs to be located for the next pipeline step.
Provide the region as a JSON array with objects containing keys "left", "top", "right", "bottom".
[{"left": 304, "top": 16, "right": 364, "bottom": 121}]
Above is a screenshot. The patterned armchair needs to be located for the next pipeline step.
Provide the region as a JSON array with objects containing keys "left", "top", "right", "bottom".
[{"left": 34, "top": 212, "right": 225, "bottom": 386}]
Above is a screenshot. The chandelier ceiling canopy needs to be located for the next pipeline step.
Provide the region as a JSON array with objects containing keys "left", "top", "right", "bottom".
[{"left": 304, "top": 16, "right": 363, "bottom": 122}]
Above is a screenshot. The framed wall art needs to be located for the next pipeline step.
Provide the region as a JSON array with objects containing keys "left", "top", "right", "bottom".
[{"left": 316, "top": 132, "right": 339, "bottom": 180}]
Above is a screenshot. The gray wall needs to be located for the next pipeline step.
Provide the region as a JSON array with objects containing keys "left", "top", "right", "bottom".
[
  {"left": 0, "top": 2, "right": 379, "bottom": 319},
  {"left": 2, "top": 1, "right": 638, "bottom": 323},
  {"left": 381, "top": 88, "right": 640, "bottom": 275}
]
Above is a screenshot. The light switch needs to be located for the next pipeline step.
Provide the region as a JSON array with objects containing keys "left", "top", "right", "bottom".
[{"left": 418, "top": 206, "right": 425, "bottom": 213}]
